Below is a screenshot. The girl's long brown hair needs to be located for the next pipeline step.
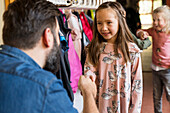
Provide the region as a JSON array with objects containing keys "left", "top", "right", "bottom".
[{"left": 86, "top": 1, "right": 134, "bottom": 66}]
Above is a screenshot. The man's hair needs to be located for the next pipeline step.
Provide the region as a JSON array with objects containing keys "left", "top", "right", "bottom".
[{"left": 3, "top": 0, "right": 60, "bottom": 49}]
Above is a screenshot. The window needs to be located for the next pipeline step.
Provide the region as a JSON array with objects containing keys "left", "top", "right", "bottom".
[{"left": 139, "top": 0, "right": 162, "bottom": 29}]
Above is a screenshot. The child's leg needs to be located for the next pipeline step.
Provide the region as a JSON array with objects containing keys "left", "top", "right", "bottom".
[
  {"left": 152, "top": 70, "right": 163, "bottom": 113},
  {"left": 161, "top": 69, "right": 170, "bottom": 102}
]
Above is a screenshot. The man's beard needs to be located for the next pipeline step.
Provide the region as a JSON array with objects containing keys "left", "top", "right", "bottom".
[{"left": 43, "top": 38, "right": 61, "bottom": 74}]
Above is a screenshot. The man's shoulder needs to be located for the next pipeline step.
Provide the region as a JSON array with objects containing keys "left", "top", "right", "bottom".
[
  {"left": 0, "top": 56, "right": 61, "bottom": 88},
  {"left": 0, "top": 58, "right": 70, "bottom": 113}
]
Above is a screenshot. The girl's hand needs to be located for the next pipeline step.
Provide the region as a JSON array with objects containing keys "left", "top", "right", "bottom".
[{"left": 136, "top": 30, "right": 149, "bottom": 40}]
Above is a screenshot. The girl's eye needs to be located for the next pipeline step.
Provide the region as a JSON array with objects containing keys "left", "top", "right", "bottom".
[
  {"left": 107, "top": 22, "right": 112, "bottom": 24},
  {"left": 97, "top": 22, "right": 102, "bottom": 25}
]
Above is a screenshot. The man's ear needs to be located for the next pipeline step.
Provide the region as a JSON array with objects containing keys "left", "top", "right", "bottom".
[{"left": 43, "top": 28, "right": 53, "bottom": 47}]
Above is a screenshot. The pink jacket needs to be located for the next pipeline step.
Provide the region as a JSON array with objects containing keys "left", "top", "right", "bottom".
[
  {"left": 145, "top": 28, "right": 170, "bottom": 68},
  {"left": 68, "top": 34, "right": 82, "bottom": 93}
]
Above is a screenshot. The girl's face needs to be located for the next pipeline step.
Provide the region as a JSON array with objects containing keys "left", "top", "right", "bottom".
[
  {"left": 96, "top": 8, "right": 119, "bottom": 43},
  {"left": 153, "top": 13, "right": 166, "bottom": 32}
]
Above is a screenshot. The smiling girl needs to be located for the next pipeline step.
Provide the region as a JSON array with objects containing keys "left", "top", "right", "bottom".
[{"left": 84, "top": 2, "right": 143, "bottom": 113}]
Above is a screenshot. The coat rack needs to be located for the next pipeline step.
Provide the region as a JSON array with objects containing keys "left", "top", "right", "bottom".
[
  {"left": 5, "top": 0, "right": 15, "bottom": 10},
  {"left": 47, "top": 0, "right": 116, "bottom": 9}
]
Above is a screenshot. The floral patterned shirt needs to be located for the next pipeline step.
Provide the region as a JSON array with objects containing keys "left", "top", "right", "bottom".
[{"left": 84, "top": 42, "right": 143, "bottom": 113}]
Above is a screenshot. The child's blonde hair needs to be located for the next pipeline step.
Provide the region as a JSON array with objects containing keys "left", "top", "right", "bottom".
[{"left": 153, "top": 5, "right": 170, "bottom": 34}]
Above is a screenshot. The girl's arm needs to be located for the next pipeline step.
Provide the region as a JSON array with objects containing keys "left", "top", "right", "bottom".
[
  {"left": 132, "top": 33, "right": 151, "bottom": 50},
  {"left": 136, "top": 29, "right": 149, "bottom": 40},
  {"left": 129, "top": 51, "right": 143, "bottom": 113}
]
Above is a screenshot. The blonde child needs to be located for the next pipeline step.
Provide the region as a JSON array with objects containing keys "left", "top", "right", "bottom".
[
  {"left": 84, "top": 2, "right": 143, "bottom": 113},
  {"left": 136, "top": 5, "right": 170, "bottom": 113}
]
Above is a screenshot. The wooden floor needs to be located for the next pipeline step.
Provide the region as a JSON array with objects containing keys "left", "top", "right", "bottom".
[{"left": 141, "top": 71, "right": 170, "bottom": 113}]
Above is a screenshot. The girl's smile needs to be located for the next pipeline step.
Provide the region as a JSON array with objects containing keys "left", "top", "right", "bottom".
[{"left": 96, "top": 8, "right": 119, "bottom": 43}]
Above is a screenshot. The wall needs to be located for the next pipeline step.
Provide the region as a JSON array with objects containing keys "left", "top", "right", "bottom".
[
  {"left": 167, "top": 0, "right": 170, "bottom": 6},
  {"left": 0, "top": 0, "right": 5, "bottom": 44}
]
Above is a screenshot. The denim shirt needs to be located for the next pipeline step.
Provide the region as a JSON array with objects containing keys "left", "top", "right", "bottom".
[{"left": 0, "top": 45, "right": 78, "bottom": 113}]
